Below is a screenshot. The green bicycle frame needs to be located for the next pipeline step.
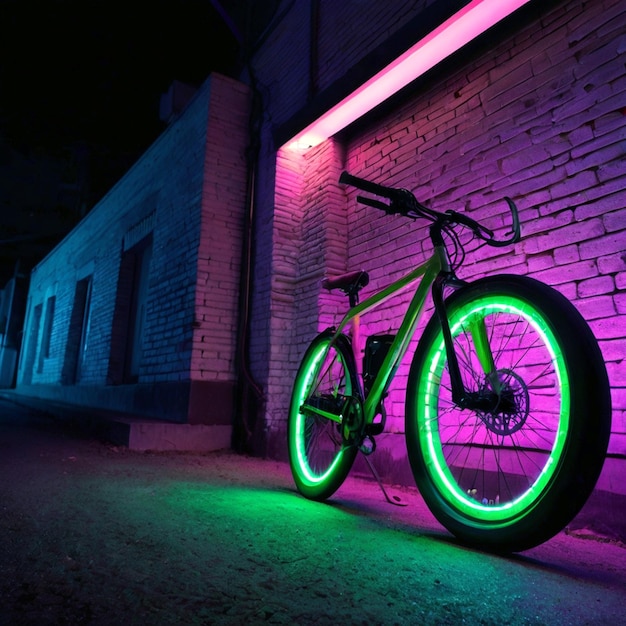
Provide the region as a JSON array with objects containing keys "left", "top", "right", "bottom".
[
  {"left": 325, "top": 251, "right": 443, "bottom": 428},
  {"left": 302, "top": 239, "right": 506, "bottom": 431}
]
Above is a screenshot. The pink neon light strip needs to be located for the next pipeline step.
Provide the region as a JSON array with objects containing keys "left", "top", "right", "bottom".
[{"left": 287, "top": 0, "right": 531, "bottom": 149}]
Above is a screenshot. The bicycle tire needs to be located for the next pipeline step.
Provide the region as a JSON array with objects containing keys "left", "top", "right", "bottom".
[
  {"left": 288, "top": 331, "right": 361, "bottom": 500},
  {"left": 406, "top": 275, "right": 611, "bottom": 552}
]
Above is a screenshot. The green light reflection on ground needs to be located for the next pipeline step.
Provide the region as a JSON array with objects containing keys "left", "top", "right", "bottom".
[{"left": 2, "top": 440, "right": 624, "bottom": 625}]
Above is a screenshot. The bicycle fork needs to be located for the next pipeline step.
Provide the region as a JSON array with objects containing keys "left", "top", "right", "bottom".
[
  {"left": 432, "top": 272, "right": 502, "bottom": 410},
  {"left": 429, "top": 213, "right": 504, "bottom": 410}
]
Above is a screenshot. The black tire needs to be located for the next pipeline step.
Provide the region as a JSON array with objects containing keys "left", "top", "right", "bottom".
[
  {"left": 288, "top": 331, "right": 361, "bottom": 500},
  {"left": 406, "top": 275, "right": 611, "bottom": 552}
]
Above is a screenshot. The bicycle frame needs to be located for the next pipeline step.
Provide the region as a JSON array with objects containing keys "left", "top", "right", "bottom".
[
  {"left": 303, "top": 234, "right": 503, "bottom": 434},
  {"left": 323, "top": 249, "right": 444, "bottom": 428}
]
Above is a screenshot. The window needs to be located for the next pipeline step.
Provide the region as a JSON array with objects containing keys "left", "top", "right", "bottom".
[
  {"left": 20, "top": 303, "right": 42, "bottom": 385},
  {"left": 108, "top": 234, "right": 153, "bottom": 384},
  {"left": 37, "top": 295, "right": 56, "bottom": 373},
  {"left": 125, "top": 237, "right": 153, "bottom": 382}
]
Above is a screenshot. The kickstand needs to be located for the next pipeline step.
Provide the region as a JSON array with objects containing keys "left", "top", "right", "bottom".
[{"left": 362, "top": 454, "right": 408, "bottom": 507}]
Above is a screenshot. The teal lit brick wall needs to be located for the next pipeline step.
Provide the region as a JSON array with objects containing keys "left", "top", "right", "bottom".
[{"left": 17, "top": 74, "right": 250, "bottom": 424}]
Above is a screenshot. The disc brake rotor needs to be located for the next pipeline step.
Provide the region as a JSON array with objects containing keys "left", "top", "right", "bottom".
[{"left": 477, "top": 369, "right": 530, "bottom": 436}]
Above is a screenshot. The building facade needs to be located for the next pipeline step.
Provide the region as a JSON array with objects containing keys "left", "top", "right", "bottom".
[
  {"left": 14, "top": 0, "right": 625, "bottom": 525},
  {"left": 245, "top": 0, "right": 625, "bottom": 504},
  {"left": 16, "top": 74, "right": 250, "bottom": 449}
]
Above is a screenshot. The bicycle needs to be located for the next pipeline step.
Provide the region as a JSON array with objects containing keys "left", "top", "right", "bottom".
[{"left": 287, "top": 171, "right": 611, "bottom": 552}]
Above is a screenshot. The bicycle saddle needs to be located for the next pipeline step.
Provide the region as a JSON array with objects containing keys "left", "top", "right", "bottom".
[{"left": 321, "top": 270, "right": 369, "bottom": 294}]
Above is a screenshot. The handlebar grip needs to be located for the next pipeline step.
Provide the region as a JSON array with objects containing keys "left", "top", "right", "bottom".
[{"left": 339, "top": 171, "right": 398, "bottom": 200}]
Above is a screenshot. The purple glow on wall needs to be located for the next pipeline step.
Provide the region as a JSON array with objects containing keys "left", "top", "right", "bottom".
[
  {"left": 287, "top": 0, "right": 532, "bottom": 149},
  {"left": 268, "top": 0, "right": 626, "bottom": 528}
]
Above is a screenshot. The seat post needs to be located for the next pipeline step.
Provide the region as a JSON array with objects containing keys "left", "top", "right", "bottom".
[{"left": 348, "top": 290, "right": 359, "bottom": 308}]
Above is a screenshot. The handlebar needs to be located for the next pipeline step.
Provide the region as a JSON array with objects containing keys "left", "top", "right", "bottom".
[
  {"left": 339, "top": 170, "right": 521, "bottom": 247},
  {"left": 339, "top": 171, "right": 400, "bottom": 200}
]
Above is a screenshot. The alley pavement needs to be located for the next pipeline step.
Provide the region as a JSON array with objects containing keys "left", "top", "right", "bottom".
[{"left": 1, "top": 396, "right": 626, "bottom": 625}]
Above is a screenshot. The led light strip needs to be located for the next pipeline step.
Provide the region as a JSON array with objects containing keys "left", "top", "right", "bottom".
[{"left": 287, "top": 0, "right": 532, "bottom": 149}]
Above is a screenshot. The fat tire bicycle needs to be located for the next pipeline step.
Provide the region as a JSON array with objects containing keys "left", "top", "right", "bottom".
[{"left": 287, "top": 171, "right": 611, "bottom": 552}]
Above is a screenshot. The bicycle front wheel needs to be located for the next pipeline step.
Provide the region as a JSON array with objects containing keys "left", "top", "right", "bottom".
[
  {"left": 288, "top": 331, "right": 361, "bottom": 501},
  {"left": 406, "top": 275, "right": 611, "bottom": 552}
]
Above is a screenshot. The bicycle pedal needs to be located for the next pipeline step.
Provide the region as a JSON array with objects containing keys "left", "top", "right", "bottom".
[{"left": 359, "top": 435, "right": 376, "bottom": 455}]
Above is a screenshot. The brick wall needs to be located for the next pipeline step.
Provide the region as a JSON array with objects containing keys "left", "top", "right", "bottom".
[
  {"left": 251, "top": 0, "right": 446, "bottom": 129},
  {"left": 192, "top": 77, "right": 251, "bottom": 383},
  {"left": 17, "top": 74, "right": 251, "bottom": 424},
  {"left": 264, "top": 140, "right": 348, "bottom": 441},
  {"left": 341, "top": 0, "right": 626, "bottom": 461},
  {"left": 19, "top": 81, "right": 209, "bottom": 390},
  {"left": 253, "top": 0, "right": 626, "bottom": 476},
  {"left": 315, "top": 0, "right": 437, "bottom": 94}
]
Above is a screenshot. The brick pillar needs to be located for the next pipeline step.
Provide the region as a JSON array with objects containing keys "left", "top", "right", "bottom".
[
  {"left": 300, "top": 139, "right": 349, "bottom": 332},
  {"left": 266, "top": 137, "right": 348, "bottom": 456}
]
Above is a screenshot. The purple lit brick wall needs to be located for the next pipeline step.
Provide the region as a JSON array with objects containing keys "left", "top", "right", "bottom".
[
  {"left": 250, "top": 0, "right": 449, "bottom": 448},
  {"left": 252, "top": 0, "right": 625, "bottom": 496},
  {"left": 192, "top": 80, "right": 251, "bottom": 384},
  {"left": 338, "top": 0, "right": 626, "bottom": 482}
]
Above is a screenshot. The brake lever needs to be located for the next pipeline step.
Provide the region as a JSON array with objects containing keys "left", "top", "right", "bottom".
[
  {"left": 487, "top": 197, "right": 521, "bottom": 247},
  {"left": 447, "top": 198, "right": 521, "bottom": 247},
  {"left": 445, "top": 210, "right": 494, "bottom": 240}
]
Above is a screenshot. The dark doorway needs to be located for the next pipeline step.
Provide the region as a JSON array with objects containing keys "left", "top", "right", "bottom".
[
  {"left": 62, "top": 276, "right": 92, "bottom": 385},
  {"left": 108, "top": 235, "right": 153, "bottom": 385}
]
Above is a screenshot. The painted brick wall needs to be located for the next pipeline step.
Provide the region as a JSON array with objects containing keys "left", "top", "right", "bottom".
[
  {"left": 19, "top": 81, "right": 210, "bottom": 389},
  {"left": 340, "top": 0, "right": 626, "bottom": 460},
  {"left": 251, "top": 0, "right": 443, "bottom": 129},
  {"left": 249, "top": 0, "right": 448, "bottom": 448},
  {"left": 315, "top": 0, "right": 437, "bottom": 93},
  {"left": 192, "top": 77, "right": 251, "bottom": 382},
  {"left": 253, "top": 0, "right": 626, "bottom": 474},
  {"left": 265, "top": 140, "right": 348, "bottom": 436}
]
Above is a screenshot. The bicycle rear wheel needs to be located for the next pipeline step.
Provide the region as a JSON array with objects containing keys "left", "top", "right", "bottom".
[
  {"left": 406, "top": 275, "right": 611, "bottom": 552},
  {"left": 288, "top": 331, "right": 361, "bottom": 500}
]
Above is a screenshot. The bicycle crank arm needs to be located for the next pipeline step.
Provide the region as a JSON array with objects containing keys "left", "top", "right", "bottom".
[
  {"left": 300, "top": 396, "right": 350, "bottom": 424},
  {"left": 299, "top": 404, "right": 342, "bottom": 423}
]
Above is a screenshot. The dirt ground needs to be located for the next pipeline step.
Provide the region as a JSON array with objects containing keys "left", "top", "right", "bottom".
[{"left": 1, "top": 399, "right": 626, "bottom": 626}]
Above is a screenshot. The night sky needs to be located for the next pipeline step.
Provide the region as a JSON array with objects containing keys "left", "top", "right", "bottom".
[
  {"left": 1, "top": 0, "right": 240, "bottom": 161},
  {"left": 0, "top": 0, "right": 241, "bottom": 284}
]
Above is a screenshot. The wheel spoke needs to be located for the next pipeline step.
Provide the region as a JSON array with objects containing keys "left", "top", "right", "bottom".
[
  {"left": 419, "top": 294, "right": 567, "bottom": 513},
  {"left": 407, "top": 277, "right": 610, "bottom": 550}
]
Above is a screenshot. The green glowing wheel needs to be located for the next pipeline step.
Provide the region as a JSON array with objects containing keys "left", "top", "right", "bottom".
[
  {"left": 406, "top": 275, "right": 611, "bottom": 552},
  {"left": 288, "top": 331, "right": 361, "bottom": 500}
]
